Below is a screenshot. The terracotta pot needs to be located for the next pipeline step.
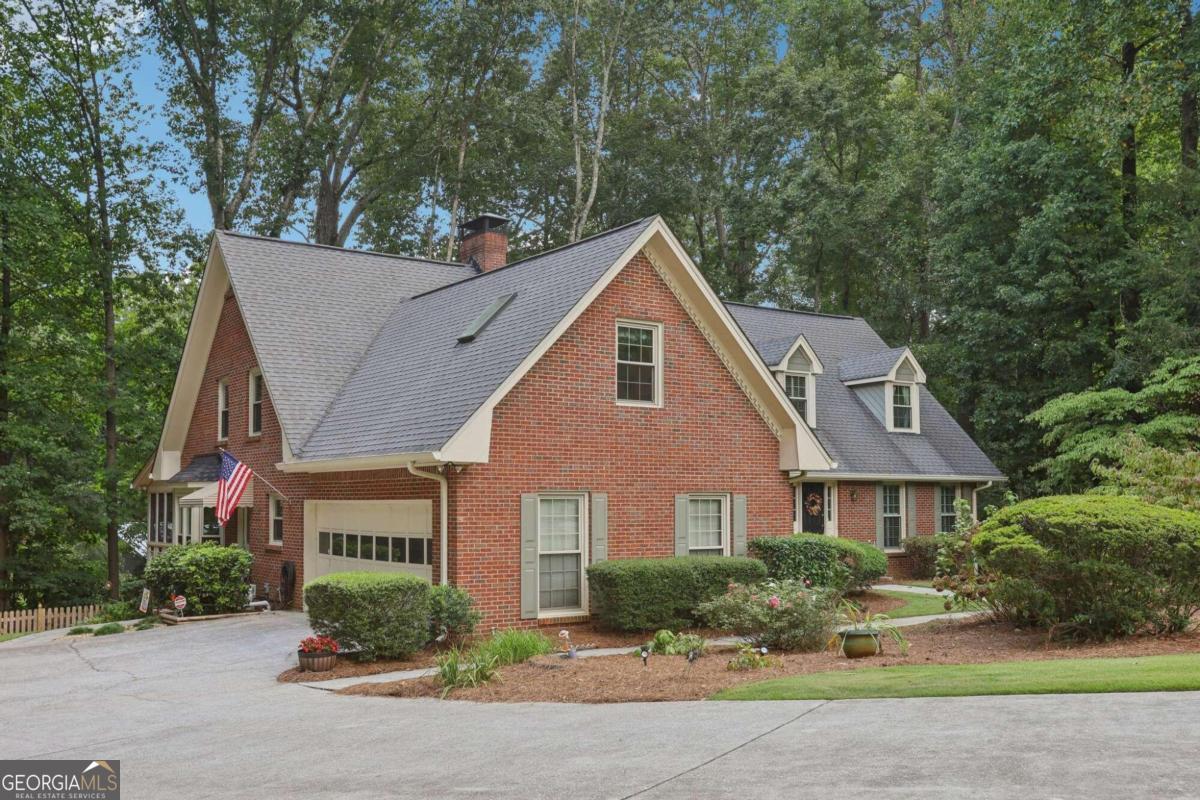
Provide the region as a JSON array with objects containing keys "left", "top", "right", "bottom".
[
  {"left": 840, "top": 630, "right": 880, "bottom": 659},
  {"left": 298, "top": 650, "right": 337, "bottom": 672}
]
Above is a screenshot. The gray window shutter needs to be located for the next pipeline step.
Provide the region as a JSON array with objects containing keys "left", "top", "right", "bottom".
[
  {"left": 906, "top": 483, "right": 918, "bottom": 538},
  {"left": 591, "top": 493, "right": 608, "bottom": 564},
  {"left": 520, "top": 494, "right": 539, "bottom": 619},
  {"left": 674, "top": 495, "right": 689, "bottom": 556},
  {"left": 732, "top": 494, "right": 748, "bottom": 556},
  {"left": 875, "top": 484, "right": 886, "bottom": 549}
]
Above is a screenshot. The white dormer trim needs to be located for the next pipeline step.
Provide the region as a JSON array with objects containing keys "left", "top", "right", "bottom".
[
  {"left": 775, "top": 370, "right": 816, "bottom": 429},
  {"left": 884, "top": 381, "right": 921, "bottom": 433},
  {"left": 842, "top": 347, "right": 927, "bottom": 386},
  {"left": 772, "top": 334, "right": 824, "bottom": 375}
]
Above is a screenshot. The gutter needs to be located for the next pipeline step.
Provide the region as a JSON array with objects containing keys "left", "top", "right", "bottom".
[
  {"left": 972, "top": 480, "right": 995, "bottom": 523},
  {"left": 407, "top": 464, "right": 449, "bottom": 586}
]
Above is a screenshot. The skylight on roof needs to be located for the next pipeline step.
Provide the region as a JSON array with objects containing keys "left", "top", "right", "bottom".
[{"left": 457, "top": 293, "right": 516, "bottom": 343}]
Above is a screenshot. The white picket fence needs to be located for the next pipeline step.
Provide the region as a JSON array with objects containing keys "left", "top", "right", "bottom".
[{"left": 0, "top": 603, "right": 103, "bottom": 634}]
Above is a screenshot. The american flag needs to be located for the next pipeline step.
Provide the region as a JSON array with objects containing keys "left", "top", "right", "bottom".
[{"left": 216, "top": 450, "right": 252, "bottom": 527}]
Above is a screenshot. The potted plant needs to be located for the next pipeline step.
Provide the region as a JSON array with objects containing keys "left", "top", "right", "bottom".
[
  {"left": 298, "top": 635, "right": 339, "bottom": 672},
  {"left": 835, "top": 602, "right": 908, "bottom": 659}
]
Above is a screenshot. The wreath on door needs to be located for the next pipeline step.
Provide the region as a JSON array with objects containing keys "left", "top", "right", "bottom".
[{"left": 804, "top": 492, "right": 823, "bottom": 518}]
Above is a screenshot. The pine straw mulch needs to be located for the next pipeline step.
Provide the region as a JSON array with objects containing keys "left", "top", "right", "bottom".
[{"left": 337, "top": 617, "right": 1200, "bottom": 703}]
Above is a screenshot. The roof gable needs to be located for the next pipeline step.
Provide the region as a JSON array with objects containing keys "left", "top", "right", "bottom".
[{"left": 839, "top": 346, "right": 926, "bottom": 385}]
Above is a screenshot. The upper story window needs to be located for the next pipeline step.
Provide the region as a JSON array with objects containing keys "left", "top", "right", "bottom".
[
  {"left": 687, "top": 495, "right": 727, "bottom": 556},
  {"left": 270, "top": 495, "right": 284, "bottom": 544},
  {"left": 217, "top": 380, "right": 229, "bottom": 441},
  {"left": 616, "top": 321, "right": 662, "bottom": 406},
  {"left": 784, "top": 374, "right": 807, "bottom": 419},
  {"left": 892, "top": 384, "right": 913, "bottom": 429},
  {"left": 249, "top": 369, "right": 264, "bottom": 437}
]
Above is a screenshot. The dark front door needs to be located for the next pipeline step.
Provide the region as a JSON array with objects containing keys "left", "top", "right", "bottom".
[{"left": 800, "top": 482, "right": 825, "bottom": 534}]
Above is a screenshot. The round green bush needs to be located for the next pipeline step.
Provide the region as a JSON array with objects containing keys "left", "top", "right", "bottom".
[
  {"left": 975, "top": 495, "right": 1200, "bottom": 639},
  {"left": 586, "top": 557, "right": 767, "bottom": 631},
  {"left": 902, "top": 536, "right": 939, "bottom": 579},
  {"left": 429, "top": 584, "right": 480, "bottom": 643},
  {"left": 143, "top": 543, "right": 252, "bottom": 616},
  {"left": 304, "top": 572, "right": 432, "bottom": 661},
  {"left": 748, "top": 535, "right": 886, "bottom": 592}
]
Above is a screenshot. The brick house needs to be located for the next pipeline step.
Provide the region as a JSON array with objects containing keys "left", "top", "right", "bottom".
[{"left": 136, "top": 215, "right": 1002, "bottom": 626}]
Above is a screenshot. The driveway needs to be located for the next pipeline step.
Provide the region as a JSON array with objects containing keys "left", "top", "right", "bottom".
[{"left": 1, "top": 613, "right": 1198, "bottom": 799}]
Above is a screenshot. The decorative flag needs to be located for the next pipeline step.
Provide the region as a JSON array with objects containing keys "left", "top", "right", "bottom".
[{"left": 216, "top": 450, "right": 252, "bottom": 527}]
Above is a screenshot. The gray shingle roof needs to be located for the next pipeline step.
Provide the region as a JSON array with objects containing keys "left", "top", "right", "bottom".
[
  {"left": 296, "top": 218, "right": 655, "bottom": 460},
  {"left": 838, "top": 347, "right": 910, "bottom": 382},
  {"left": 168, "top": 453, "right": 221, "bottom": 483},
  {"left": 214, "top": 232, "right": 475, "bottom": 450},
  {"left": 727, "top": 303, "right": 1003, "bottom": 479}
]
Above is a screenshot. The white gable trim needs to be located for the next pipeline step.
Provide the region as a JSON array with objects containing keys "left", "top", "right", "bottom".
[
  {"left": 772, "top": 334, "right": 824, "bottom": 374},
  {"left": 842, "top": 347, "right": 927, "bottom": 386}
]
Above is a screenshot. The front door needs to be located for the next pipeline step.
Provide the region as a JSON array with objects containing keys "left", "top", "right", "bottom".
[{"left": 800, "top": 482, "right": 825, "bottom": 534}]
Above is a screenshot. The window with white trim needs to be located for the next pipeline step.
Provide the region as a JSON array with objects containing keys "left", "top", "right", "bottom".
[
  {"left": 784, "top": 374, "right": 807, "bottom": 419},
  {"left": 882, "top": 485, "right": 902, "bottom": 549},
  {"left": 148, "top": 492, "right": 174, "bottom": 546},
  {"left": 939, "top": 485, "right": 958, "bottom": 533},
  {"left": 201, "top": 507, "right": 221, "bottom": 542},
  {"left": 217, "top": 380, "right": 229, "bottom": 441},
  {"left": 538, "top": 495, "right": 586, "bottom": 612},
  {"left": 249, "top": 369, "right": 263, "bottom": 436},
  {"left": 616, "top": 322, "right": 661, "bottom": 405},
  {"left": 892, "top": 384, "right": 913, "bottom": 430},
  {"left": 270, "top": 495, "right": 284, "bottom": 544},
  {"left": 687, "top": 495, "right": 727, "bottom": 555}
]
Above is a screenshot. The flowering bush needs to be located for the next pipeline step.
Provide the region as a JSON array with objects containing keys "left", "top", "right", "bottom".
[
  {"left": 299, "top": 635, "right": 339, "bottom": 654},
  {"left": 696, "top": 580, "right": 838, "bottom": 652}
]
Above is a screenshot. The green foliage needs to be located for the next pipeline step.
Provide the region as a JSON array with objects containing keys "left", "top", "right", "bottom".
[
  {"left": 91, "top": 622, "right": 124, "bottom": 636},
  {"left": 428, "top": 584, "right": 480, "bottom": 644},
  {"left": 1093, "top": 435, "right": 1200, "bottom": 513},
  {"left": 748, "top": 535, "right": 886, "bottom": 592},
  {"left": 142, "top": 544, "right": 252, "bottom": 616},
  {"left": 697, "top": 580, "right": 838, "bottom": 652},
  {"left": 303, "top": 571, "right": 432, "bottom": 662},
  {"left": 435, "top": 647, "right": 499, "bottom": 697},
  {"left": 67, "top": 626, "right": 93, "bottom": 636},
  {"left": 86, "top": 601, "right": 142, "bottom": 624},
  {"left": 643, "top": 629, "right": 706, "bottom": 657},
  {"left": 836, "top": 601, "right": 908, "bottom": 655},
  {"left": 902, "top": 537, "right": 939, "bottom": 580},
  {"left": 472, "top": 629, "right": 554, "bottom": 666},
  {"left": 974, "top": 495, "right": 1200, "bottom": 639},
  {"left": 585, "top": 557, "right": 767, "bottom": 632},
  {"left": 726, "top": 642, "right": 779, "bottom": 672}
]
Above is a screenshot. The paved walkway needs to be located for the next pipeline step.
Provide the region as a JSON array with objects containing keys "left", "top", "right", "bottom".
[
  {"left": 2, "top": 613, "right": 1196, "bottom": 799},
  {"left": 875, "top": 582, "right": 951, "bottom": 596}
]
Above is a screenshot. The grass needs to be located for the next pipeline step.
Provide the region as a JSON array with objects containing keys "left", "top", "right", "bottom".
[
  {"left": 712, "top": 653, "right": 1200, "bottom": 700},
  {"left": 894, "top": 578, "right": 935, "bottom": 588},
  {"left": 0, "top": 631, "right": 28, "bottom": 643},
  {"left": 473, "top": 629, "right": 554, "bottom": 666},
  {"left": 875, "top": 589, "right": 955, "bottom": 619},
  {"left": 67, "top": 626, "right": 94, "bottom": 635},
  {"left": 91, "top": 622, "right": 125, "bottom": 636}
]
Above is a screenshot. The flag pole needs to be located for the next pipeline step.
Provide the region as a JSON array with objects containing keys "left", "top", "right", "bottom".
[{"left": 219, "top": 448, "right": 291, "bottom": 501}]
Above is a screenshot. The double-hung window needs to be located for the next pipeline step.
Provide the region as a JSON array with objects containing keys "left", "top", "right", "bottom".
[
  {"left": 784, "top": 375, "right": 807, "bottom": 420},
  {"left": 538, "top": 495, "right": 586, "bottom": 612},
  {"left": 217, "top": 380, "right": 229, "bottom": 441},
  {"left": 881, "top": 485, "right": 902, "bottom": 549},
  {"left": 892, "top": 384, "right": 913, "bottom": 430},
  {"left": 939, "top": 485, "right": 958, "bottom": 533},
  {"left": 687, "top": 495, "right": 727, "bottom": 556},
  {"left": 249, "top": 370, "right": 263, "bottom": 436},
  {"left": 616, "top": 322, "right": 661, "bottom": 405},
  {"left": 270, "top": 495, "right": 284, "bottom": 544}
]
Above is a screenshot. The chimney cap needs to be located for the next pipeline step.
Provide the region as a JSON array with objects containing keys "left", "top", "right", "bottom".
[{"left": 460, "top": 213, "right": 510, "bottom": 237}]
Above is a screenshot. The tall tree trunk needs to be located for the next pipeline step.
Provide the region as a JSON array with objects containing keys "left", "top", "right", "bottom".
[{"left": 0, "top": 203, "right": 11, "bottom": 611}]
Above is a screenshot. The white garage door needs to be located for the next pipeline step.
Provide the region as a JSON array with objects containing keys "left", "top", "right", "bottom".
[{"left": 304, "top": 500, "right": 433, "bottom": 585}]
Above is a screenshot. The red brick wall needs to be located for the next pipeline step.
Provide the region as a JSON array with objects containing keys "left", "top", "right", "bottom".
[
  {"left": 837, "top": 481, "right": 944, "bottom": 579},
  {"left": 448, "top": 251, "right": 794, "bottom": 624},
  {"left": 459, "top": 231, "right": 507, "bottom": 272},
  {"left": 174, "top": 251, "right": 793, "bottom": 622}
]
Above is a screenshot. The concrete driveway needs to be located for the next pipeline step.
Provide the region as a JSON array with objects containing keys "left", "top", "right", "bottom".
[{"left": 1, "top": 613, "right": 1198, "bottom": 799}]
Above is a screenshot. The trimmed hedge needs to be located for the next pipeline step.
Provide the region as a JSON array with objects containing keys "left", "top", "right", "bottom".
[
  {"left": 902, "top": 536, "right": 939, "bottom": 579},
  {"left": 975, "top": 495, "right": 1200, "bottom": 639},
  {"left": 748, "top": 535, "right": 886, "bottom": 592},
  {"left": 143, "top": 543, "right": 252, "bottom": 616},
  {"left": 586, "top": 557, "right": 767, "bottom": 631},
  {"left": 304, "top": 571, "right": 431, "bottom": 661}
]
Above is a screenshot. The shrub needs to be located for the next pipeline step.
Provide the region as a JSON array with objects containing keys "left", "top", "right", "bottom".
[
  {"left": 143, "top": 543, "right": 252, "bottom": 616},
  {"left": 473, "top": 629, "right": 553, "bottom": 666},
  {"left": 902, "top": 536, "right": 939, "bottom": 579},
  {"left": 435, "top": 647, "right": 499, "bottom": 696},
  {"left": 748, "top": 535, "right": 886, "bottom": 592},
  {"left": 974, "top": 495, "right": 1200, "bottom": 639},
  {"left": 91, "top": 622, "right": 124, "bottom": 636},
  {"left": 726, "top": 642, "right": 780, "bottom": 671},
  {"left": 67, "top": 626, "right": 93, "bottom": 636},
  {"left": 428, "top": 584, "right": 480, "bottom": 643},
  {"left": 697, "top": 580, "right": 838, "bottom": 651},
  {"left": 643, "top": 629, "right": 707, "bottom": 656},
  {"left": 87, "top": 601, "right": 142, "bottom": 624},
  {"left": 586, "top": 557, "right": 767, "bottom": 631},
  {"left": 304, "top": 571, "right": 431, "bottom": 661}
]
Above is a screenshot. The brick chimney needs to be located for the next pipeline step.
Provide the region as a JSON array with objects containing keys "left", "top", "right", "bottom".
[{"left": 458, "top": 214, "right": 509, "bottom": 272}]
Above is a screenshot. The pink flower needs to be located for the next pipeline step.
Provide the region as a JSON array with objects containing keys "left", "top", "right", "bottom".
[{"left": 768, "top": 596, "right": 781, "bottom": 609}]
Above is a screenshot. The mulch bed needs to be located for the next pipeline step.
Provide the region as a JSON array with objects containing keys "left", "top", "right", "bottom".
[
  {"left": 339, "top": 617, "right": 1200, "bottom": 703},
  {"left": 277, "top": 650, "right": 440, "bottom": 683}
]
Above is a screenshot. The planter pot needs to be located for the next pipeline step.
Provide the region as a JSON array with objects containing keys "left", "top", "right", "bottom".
[
  {"left": 298, "top": 651, "right": 337, "bottom": 672},
  {"left": 840, "top": 630, "right": 881, "bottom": 659}
]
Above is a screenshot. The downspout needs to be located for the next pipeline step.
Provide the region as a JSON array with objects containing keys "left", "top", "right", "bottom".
[
  {"left": 971, "top": 481, "right": 994, "bottom": 523},
  {"left": 408, "top": 464, "right": 449, "bottom": 586}
]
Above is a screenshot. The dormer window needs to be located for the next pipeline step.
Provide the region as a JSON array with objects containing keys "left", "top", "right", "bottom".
[
  {"left": 772, "top": 333, "right": 823, "bottom": 428},
  {"left": 892, "top": 384, "right": 913, "bottom": 429},
  {"left": 785, "top": 374, "right": 807, "bottom": 419}
]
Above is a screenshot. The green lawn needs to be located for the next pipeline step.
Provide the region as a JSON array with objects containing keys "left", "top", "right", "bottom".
[
  {"left": 874, "top": 589, "right": 953, "bottom": 618},
  {"left": 713, "top": 653, "right": 1200, "bottom": 701},
  {"left": 894, "top": 578, "right": 935, "bottom": 588},
  {"left": 0, "top": 632, "right": 28, "bottom": 644}
]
